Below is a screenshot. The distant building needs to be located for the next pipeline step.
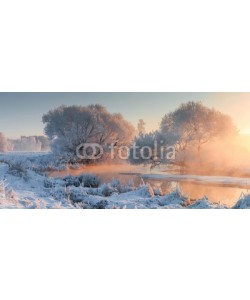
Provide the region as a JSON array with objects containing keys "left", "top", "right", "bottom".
[{"left": 8, "top": 136, "right": 50, "bottom": 152}]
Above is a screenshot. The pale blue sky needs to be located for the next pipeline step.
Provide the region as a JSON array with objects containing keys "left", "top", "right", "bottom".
[{"left": 1, "top": 92, "right": 250, "bottom": 138}]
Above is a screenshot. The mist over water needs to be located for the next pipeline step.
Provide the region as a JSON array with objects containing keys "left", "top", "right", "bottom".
[
  {"left": 50, "top": 157, "right": 250, "bottom": 206},
  {"left": 184, "top": 136, "right": 250, "bottom": 177}
]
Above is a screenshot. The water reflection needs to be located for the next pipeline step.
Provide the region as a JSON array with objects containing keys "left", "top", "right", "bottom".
[
  {"left": 143, "top": 179, "right": 247, "bottom": 207},
  {"left": 49, "top": 164, "right": 248, "bottom": 207}
]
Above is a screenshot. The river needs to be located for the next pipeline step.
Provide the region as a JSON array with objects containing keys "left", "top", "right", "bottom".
[{"left": 49, "top": 164, "right": 250, "bottom": 207}]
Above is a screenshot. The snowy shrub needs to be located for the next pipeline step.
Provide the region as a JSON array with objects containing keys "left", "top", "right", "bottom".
[
  {"left": 69, "top": 191, "right": 108, "bottom": 209},
  {"left": 99, "top": 183, "right": 114, "bottom": 197},
  {"left": 71, "top": 197, "right": 108, "bottom": 209},
  {"left": 158, "top": 186, "right": 189, "bottom": 207},
  {"left": 44, "top": 178, "right": 65, "bottom": 189},
  {"left": 232, "top": 193, "right": 250, "bottom": 209},
  {"left": 187, "top": 196, "right": 227, "bottom": 209},
  {"left": 111, "top": 179, "right": 121, "bottom": 188},
  {"left": 69, "top": 186, "right": 88, "bottom": 202},
  {"left": 77, "top": 174, "right": 86, "bottom": 184},
  {"left": 133, "top": 184, "right": 155, "bottom": 198},
  {"left": 50, "top": 186, "right": 69, "bottom": 201},
  {"left": 110, "top": 179, "right": 134, "bottom": 194},
  {"left": 85, "top": 179, "right": 133, "bottom": 196},
  {"left": 93, "top": 200, "right": 108, "bottom": 209},
  {"left": 16, "top": 153, "right": 68, "bottom": 174},
  {"left": 153, "top": 187, "right": 163, "bottom": 196},
  {"left": 81, "top": 173, "right": 101, "bottom": 188},
  {"left": 63, "top": 175, "right": 81, "bottom": 187},
  {"left": 117, "top": 184, "right": 134, "bottom": 194},
  {"left": 7, "top": 160, "right": 30, "bottom": 181},
  {"left": 0, "top": 153, "right": 49, "bottom": 174},
  {"left": 44, "top": 178, "right": 56, "bottom": 188}
]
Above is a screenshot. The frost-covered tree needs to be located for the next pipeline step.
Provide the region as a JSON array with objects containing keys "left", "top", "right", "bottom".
[
  {"left": 129, "top": 101, "right": 238, "bottom": 170},
  {"left": 128, "top": 131, "right": 176, "bottom": 170},
  {"left": 129, "top": 132, "right": 159, "bottom": 166},
  {"left": 42, "top": 105, "right": 136, "bottom": 161},
  {"left": 0, "top": 133, "right": 8, "bottom": 153},
  {"left": 137, "top": 119, "right": 146, "bottom": 135},
  {"left": 160, "top": 101, "right": 238, "bottom": 154}
]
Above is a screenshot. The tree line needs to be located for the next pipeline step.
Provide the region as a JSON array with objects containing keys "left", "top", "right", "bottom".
[{"left": 0, "top": 101, "right": 238, "bottom": 171}]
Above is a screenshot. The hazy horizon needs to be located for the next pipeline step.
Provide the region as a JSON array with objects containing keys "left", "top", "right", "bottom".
[{"left": 1, "top": 92, "right": 250, "bottom": 139}]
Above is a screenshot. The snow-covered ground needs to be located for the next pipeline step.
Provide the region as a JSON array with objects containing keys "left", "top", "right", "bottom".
[{"left": 0, "top": 152, "right": 249, "bottom": 209}]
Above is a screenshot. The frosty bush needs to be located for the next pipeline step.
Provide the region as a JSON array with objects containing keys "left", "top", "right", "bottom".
[
  {"left": 50, "top": 186, "right": 69, "bottom": 201},
  {"left": 69, "top": 187, "right": 110, "bottom": 209},
  {"left": 113, "top": 180, "right": 134, "bottom": 194},
  {"left": 69, "top": 186, "right": 88, "bottom": 202},
  {"left": 7, "top": 160, "right": 30, "bottom": 181},
  {"left": 99, "top": 183, "right": 114, "bottom": 197},
  {"left": 118, "top": 184, "right": 134, "bottom": 194},
  {"left": 187, "top": 196, "right": 227, "bottom": 209},
  {"left": 111, "top": 179, "right": 121, "bottom": 189},
  {"left": 93, "top": 200, "right": 108, "bottom": 209},
  {"left": 80, "top": 173, "right": 101, "bottom": 188},
  {"left": 153, "top": 187, "right": 163, "bottom": 196},
  {"left": 134, "top": 184, "right": 155, "bottom": 198},
  {"left": 63, "top": 175, "right": 81, "bottom": 187},
  {"left": 61, "top": 173, "right": 100, "bottom": 188},
  {"left": 44, "top": 178, "right": 56, "bottom": 188},
  {"left": 0, "top": 152, "right": 68, "bottom": 176},
  {"left": 158, "top": 186, "right": 189, "bottom": 207},
  {"left": 30, "top": 153, "right": 68, "bottom": 173}
]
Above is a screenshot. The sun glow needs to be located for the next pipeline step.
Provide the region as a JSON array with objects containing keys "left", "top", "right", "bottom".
[{"left": 209, "top": 93, "right": 250, "bottom": 137}]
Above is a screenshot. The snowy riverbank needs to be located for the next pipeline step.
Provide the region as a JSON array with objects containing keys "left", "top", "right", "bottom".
[{"left": 1, "top": 159, "right": 250, "bottom": 209}]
